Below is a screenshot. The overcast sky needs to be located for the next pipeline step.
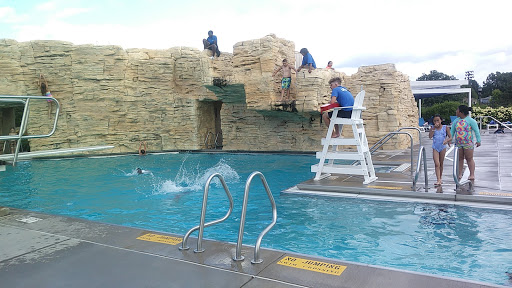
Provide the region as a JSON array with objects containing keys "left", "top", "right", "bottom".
[{"left": 1, "top": 0, "right": 510, "bottom": 84}]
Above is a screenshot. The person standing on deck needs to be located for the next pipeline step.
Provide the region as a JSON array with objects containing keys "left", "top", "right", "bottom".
[{"left": 450, "top": 105, "right": 481, "bottom": 180}]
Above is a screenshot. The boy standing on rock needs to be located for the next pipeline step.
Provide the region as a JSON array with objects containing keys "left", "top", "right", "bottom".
[{"left": 272, "top": 59, "right": 297, "bottom": 103}]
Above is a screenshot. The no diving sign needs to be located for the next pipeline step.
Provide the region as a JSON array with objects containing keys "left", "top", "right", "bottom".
[{"left": 277, "top": 256, "right": 347, "bottom": 276}]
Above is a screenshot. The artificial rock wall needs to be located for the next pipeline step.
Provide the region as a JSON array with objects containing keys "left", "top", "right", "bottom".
[{"left": 0, "top": 35, "right": 418, "bottom": 154}]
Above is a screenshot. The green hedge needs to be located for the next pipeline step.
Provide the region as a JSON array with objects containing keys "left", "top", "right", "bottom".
[
  {"left": 472, "top": 106, "right": 512, "bottom": 124},
  {"left": 421, "top": 101, "right": 460, "bottom": 124}
]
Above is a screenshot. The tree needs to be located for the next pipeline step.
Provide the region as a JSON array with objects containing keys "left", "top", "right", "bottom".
[
  {"left": 417, "top": 70, "right": 457, "bottom": 81},
  {"left": 489, "top": 89, "right": 505, "bottom": 107},
  {"left": 416, "top": 70, "right": 462, "bottom": 106},
  {"left": 482, "top": 72, "right": 512, "bottom": 107}
]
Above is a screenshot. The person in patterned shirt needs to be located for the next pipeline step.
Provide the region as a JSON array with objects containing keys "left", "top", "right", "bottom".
[{"left": 450, "top": 105, "right": 481, "bottom": 180}]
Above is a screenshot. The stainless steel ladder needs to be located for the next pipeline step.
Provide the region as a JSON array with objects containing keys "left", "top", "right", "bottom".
[
  {"left": 233, "top": 171, "right": 277, "bottom": 264},
  {"left": 179, "top": 173, "right": 234, "bottom": 252},
  {"left": 180, "top": 171, "right": 277, "bottom": 264},
  {"left": 370, "top": 127, "right": 428, "bottom": 190}
]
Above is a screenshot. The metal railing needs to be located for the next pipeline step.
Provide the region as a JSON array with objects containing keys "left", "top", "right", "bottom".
[
  {"left": 370, "top": 128, "right": 428, "bottom": 189},
  {"left": 179, "top": 173, "right": 233, "bottom": 252},
  {"left": 233, "top": 171, "right": 277, "bottom": 264},
  {"left": 413, "top": 146, "right": 428, "bottom": 190},
  {"left": 476, "top": 115, "right": 512, "bottom": 132},
  {"left": 0, "top": 95, "right": 60, "bottom": 166},
  {"left": 370, "top": 131, "right": 414, "bottom": 177},
  {"left": 204, "top": 131, "right": 214, "bottom": 149},
  {"left": 204, "top": 131, "right": 222, "bottom": 149},
  {"left": 214, "top": 132, "right": 222, "bottom": 149},
  {"left": 452, "top": 147, "right": 472, "bottom": 189}
]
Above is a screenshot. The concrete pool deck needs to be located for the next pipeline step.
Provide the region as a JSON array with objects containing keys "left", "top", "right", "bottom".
[
  {"left": 0, "top": 208, "right": 506, "bottom": 288},
  {"left": 1, "top": 131, "right": 511, "bottom": 287},
  {"left": 287, "top": 131, "right": 512, "bottom": 207}
]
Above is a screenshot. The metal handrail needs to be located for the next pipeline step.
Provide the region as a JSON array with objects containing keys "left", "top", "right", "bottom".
[
  {"left": 397, "top": 127, "right": 422, "bottom": 147},
  {"left": 214, "top": 132, "right": 222, "bottom": 149},
  {"left": 0, "top": 95, "right": 60, "bottom": 166},
  {"left": 476, "top": 115, "right": 512, "bottom": 132},
  {"left": 179, "top": 173, "right": 233, "bottom": 252},
  {"left": 413, "top": 146, "right": 428, "bottom": 190},
  {"left": 233, "top": 171, "right": 277, "bottom": 264},
  {"left": 204, "top": 131, "right": 214, "bottom": 149},
  {"left": 370, "top": 131, "right": 414, "bottom": 176},
  {"left": 452, "top": 147, "right": 471, "bottom": 188}
]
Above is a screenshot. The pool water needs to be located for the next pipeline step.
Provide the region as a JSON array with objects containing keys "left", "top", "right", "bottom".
[{"left": 1, "top": 152, "right": 511, "bottom": 286}]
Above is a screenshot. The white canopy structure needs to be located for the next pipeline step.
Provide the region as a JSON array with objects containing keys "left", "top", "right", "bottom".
[{"left": 410, "top": 80, "right": 471, "bottom": 117}]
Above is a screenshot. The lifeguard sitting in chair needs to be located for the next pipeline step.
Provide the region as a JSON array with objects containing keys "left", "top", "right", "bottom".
[{"left": 321, "top": 77, "right": 353, "bottom": 138}]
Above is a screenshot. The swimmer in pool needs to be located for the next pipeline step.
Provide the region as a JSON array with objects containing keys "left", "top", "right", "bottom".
[{"left": 136, "top": 168, "right": 151, "bottom": 175}]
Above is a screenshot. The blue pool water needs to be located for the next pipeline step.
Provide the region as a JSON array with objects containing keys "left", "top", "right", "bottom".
[{"left": 1, "top": 152, "right": 512, "bottom": 286}]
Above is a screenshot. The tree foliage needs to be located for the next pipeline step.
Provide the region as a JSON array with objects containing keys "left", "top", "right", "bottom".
[
  {"left": 421, "top": 101, "right": 460, "bottom": 125},
  {"left": 482, "top": 72, "right": 512, "bottom": 107},
  {"left": 416, "top": 70, "right": 463, "bottom": 106},
  {"left": 417, "top": 70, "right": 457, "bottom": 81}
]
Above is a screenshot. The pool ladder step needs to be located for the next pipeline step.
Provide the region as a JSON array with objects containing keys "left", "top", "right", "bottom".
[{"left": 179, "top": 171, "right": 277, "bottom": 264}]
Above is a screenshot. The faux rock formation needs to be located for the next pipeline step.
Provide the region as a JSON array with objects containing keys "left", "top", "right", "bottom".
[{"left": 0, "top": 35, "right": 418, "bottom": 154}]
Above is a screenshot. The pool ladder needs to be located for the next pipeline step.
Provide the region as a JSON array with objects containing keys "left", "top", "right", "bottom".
[{"left": 179, "top": 171, "right": 277, "bottom": 264}]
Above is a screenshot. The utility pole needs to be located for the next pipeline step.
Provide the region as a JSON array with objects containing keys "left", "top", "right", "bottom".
[
  {"left": 465, "top": 70, "right": 474, "bottom": 81},
  {"left": 465, "top": 71, "right": 475, "bottom": 104}
]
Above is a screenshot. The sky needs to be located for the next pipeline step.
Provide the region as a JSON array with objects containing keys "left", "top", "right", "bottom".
[{"left": 1, "top": 0, "right": 510, "bottom": 85}]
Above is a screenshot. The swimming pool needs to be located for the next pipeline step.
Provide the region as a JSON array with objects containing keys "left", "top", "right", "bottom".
[{"left": 1, "top": 152, "right": 511, "bottom": 286}]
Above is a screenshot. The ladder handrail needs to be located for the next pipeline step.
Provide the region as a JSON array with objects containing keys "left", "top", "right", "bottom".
[
  {"left": 452, "top": 147, "right": 472, "bottom": 188},
  {"left": 204, "top": 131, "right": 214, "bottom": 149},
  {"left": 370, "top": 131, "right": 414, "bottom": 175},
  {"left": 179, "top": 173, "right": 233, "bottom": 252},
  {"left": 413, "top": 145, "right": 428, "bottom": 190},
  {"left": 371, "top": 129, "right": 428, "bottom": 189},
  {"left": 370, "top": 127, "right": 420, "bottom": 153},
  {"left": 0, "top": 95, "right": 60, "bottom": 166},
  {"left": 233, "top": 171, "right": 277, "bottom": 264},
  {"left": 214, "top": 131, "right": 222, "bottom": 149},
  {"left": 397, "top": 127, "right": 422, "bottom": 147}
]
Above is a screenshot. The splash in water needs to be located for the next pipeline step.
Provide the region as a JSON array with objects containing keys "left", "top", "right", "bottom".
[{"left": 155, "top": 158, "right": 239, "bottom": 194}]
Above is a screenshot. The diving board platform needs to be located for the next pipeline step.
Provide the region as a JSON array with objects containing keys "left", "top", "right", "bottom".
[{"left": 0, "top": 145, "right": 114, "bottom": 161}]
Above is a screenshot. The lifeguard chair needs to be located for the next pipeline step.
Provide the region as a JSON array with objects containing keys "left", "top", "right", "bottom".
[{"left": 311, "top": 90, "right": 377, "bottom": 184}]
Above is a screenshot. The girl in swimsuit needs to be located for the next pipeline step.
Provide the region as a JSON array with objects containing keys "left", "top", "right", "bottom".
[
  {"left": 450, "top": 105, "right": 481, "bottom": 180},
  {"left": 429, "top": 114, "right": 452, "bottom": 186}
]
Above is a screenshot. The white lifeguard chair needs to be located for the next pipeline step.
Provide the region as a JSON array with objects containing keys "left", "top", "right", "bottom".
[{"left": 311, "top": 90, "right": 377, "bottom": 184}]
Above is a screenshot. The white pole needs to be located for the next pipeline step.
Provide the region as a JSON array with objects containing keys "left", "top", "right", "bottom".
[{"left": 419, "top": 99, "right": 422, "bottom": 119}]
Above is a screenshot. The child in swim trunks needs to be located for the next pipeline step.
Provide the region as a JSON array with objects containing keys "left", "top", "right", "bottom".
[
  {"left": 272, "top": 59, "right": 297, "bottom": 103},
  {"left": 428, "top": 114, "right": 452, "bottom": 186},
  {"left": 450, "top": 105, "right": 481, "bottom": 180}
]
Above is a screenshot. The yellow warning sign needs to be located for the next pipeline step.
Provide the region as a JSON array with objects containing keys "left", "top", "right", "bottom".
[
  {"left": 478, "top": 191, "right": 512, "bottom": 197},
  {"left": 277, "top": 256, "right": 346, "bottom": 276},
  {"left": 136, "top": 233, "right": 183, "bottom": 245},
  {"left": 367, "top": 185, "right": 403, "bottom": 190}
]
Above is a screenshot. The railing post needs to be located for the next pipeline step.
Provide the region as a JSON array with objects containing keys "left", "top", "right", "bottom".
[
  {"left": 179, "top": 173, "right": 233, "bottom": 252},
  {"left": 233, "top": 171, "right": 277, "bottom": 264},
  {"left": 12, "top": 98, "right": 31, "bottom": 166}
]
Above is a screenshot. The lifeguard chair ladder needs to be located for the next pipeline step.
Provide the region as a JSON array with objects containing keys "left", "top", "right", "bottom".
[{"left": 311, "top": 90, "right": 377, "bottom": 184}]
